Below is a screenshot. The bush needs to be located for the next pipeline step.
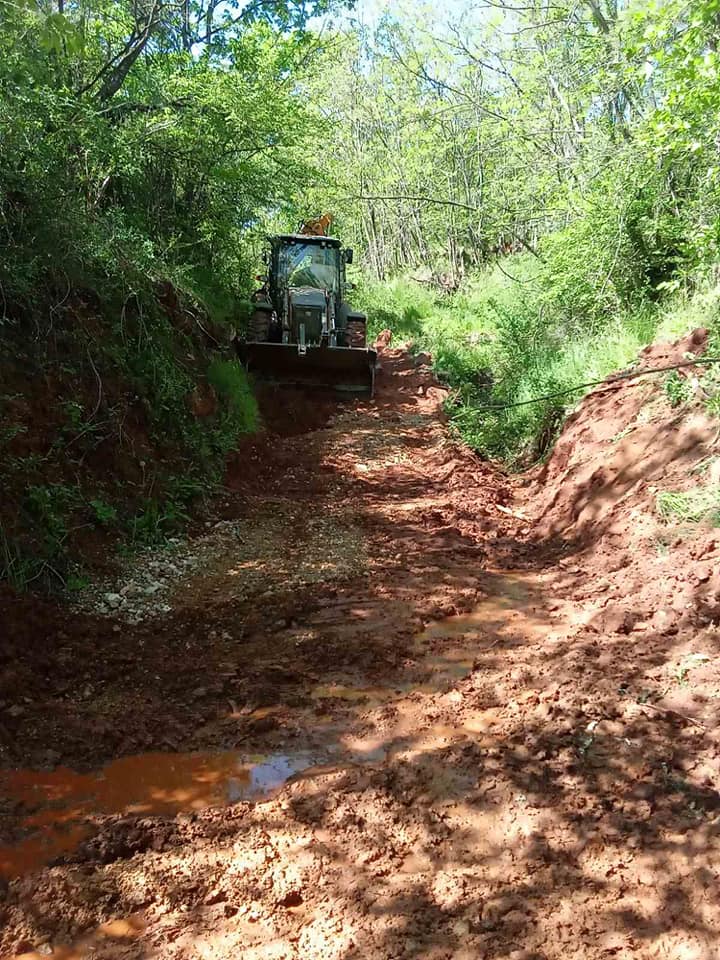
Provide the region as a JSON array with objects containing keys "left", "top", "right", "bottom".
[
  {"left": 207, "top": 359, "right": 259, "bottom": 437},
  {"left": 657, "top": 486, "right": 720, "bottom": 526},
  {"left": 353, "top": 276, "right": 435, "bottom": 342}
]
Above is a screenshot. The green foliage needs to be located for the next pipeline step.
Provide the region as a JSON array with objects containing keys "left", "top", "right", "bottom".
[
  {"left": 207, "top": 359, "right": 259, "bottom": 436},
  {"left": 656, "top": 486, "right": 720, "bottom": 526},
  {"left": 1, "top": 293, "right": 262, "bottom": 589},
  {"left": 26, "top": 483, "right": 82, "bottom": 548},
  {"left": 62, "top": 401, "right": 85, "bottom": 431},
  {"left": 90, "top": 499, "right": 118, "bottom": 526},
  {"left": 0, "top": 0, "right": 340, "bottom": 590},
  {"left": 0, "top": 2, "right": 340, "bottom": 314},
  {"left": 664, "top": 371, "right": 693, "bottom": 408},
  {"left": 0, "top": 525, "right": 45, "bottom": 592},
  {"left": 130, "top": 497, "right": 191, "bottom": 545},
  {"left": 297, "top": 0, "right": 720, "bottom": 466},
  {"left": 706, "top": 392, "right": 720, "bottom": 419},
  {"left": 0, "top": 423, "right": 27, "bottom": 448},
  {"left": 5, "top": 0, "right": 720, "bottom": 584},
  {"left": 109, "top": 331, "right": 257, "bottom": 545},
  {"left": 353, "top": 277, "right": 434, "bottom": 342},
  {"left": 0, "top": 482, "right": 88, "bottom": 587},
  {"left": 358, "top": 254, "right": 665, "bottom": 464},
  {"left": 701, "top": 323, "right": 720, "bottom": 416}
]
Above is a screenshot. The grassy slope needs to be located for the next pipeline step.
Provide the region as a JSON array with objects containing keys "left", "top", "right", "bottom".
[
  {"left": 356, "top": 260, "right": 720, "bottom": 466},
  {"left": 0, "top": 289, "right": 257, "bottom": 592}
]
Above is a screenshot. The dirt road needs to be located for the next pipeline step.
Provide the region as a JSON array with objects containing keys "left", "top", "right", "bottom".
[{"left": 2, "top": 342, "right": 720, "bottom": 959}]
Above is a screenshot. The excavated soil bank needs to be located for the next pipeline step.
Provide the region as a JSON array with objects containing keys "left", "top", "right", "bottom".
[{"left": 2, "top": 338, "right": 720, "bottom": 959}]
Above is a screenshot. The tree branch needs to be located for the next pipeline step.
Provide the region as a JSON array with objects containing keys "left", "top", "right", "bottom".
[
  {"left": 348, "top": 194, "right": 479, "bottom": 211},
  {"left": 97, "top": 2, "right": 162, "bottom": 102}
]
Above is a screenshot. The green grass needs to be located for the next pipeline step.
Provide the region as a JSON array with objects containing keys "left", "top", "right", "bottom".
[
  {"left": 207, "top": 358, "right": 259, "bottom": 435},
  {"left": 356, "top": 255, "right": 720, "bottom": 466},
  {"left": 356, "top": 260, "right": 662, "bottom": 464},
  {"left": 355, "top": 275, "right": 436, "bottom": 342},
  {"left": 0, "top": 524, "right": 47, "bottom": 591},
  {"left": 453, "top": 310, "right": 657, "bottom": 463},
  {"left": 656, "top": 485, "right": 720, "bottom": 526},
  {"left": 654, "top": 283, "right": 720, "bottom": 343}
]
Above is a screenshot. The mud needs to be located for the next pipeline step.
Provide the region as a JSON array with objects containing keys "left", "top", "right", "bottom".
[
  {"left": 0, "top": 587, "right": 507, "bottom": 885},
  {"left": 3, "top": 335, "right": 720, "bottom": 959}
]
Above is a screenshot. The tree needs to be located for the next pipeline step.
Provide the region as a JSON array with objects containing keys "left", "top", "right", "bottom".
[{"left": 0, "top": 0, "right": 353, "bottom": 311}]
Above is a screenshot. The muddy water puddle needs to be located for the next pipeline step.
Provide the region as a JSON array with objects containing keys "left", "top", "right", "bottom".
[
  {"left": 311, "top": 683, "right": 396, "bottom": 703},
  {"left": 310, "top": 635, "right": 491, "bottom": 706},
  {"left": 0, "top": 750, "right": 321, "bottom": 879},
  {"left": 310, "top": 653, "right": 475, "bottom": 706}
]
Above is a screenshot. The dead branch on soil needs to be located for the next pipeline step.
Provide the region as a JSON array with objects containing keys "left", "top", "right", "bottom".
[
  {"left": 87, "top": 348, "right": 104, "bottom": 420},
  {"left": 494, "top": 503, "right": 529, "bottom": 520},
  {"left": 640, "top": 701, "right": 706, "bottom": 729}
]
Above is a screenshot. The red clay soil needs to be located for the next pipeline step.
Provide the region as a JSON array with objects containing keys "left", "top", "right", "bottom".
[{"left": 2, "top": 335, "right": 720, "bottom": 959}]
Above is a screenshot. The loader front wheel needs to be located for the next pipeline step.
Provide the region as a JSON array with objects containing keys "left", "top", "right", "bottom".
[{"left": 346, "top": 319, "right": 366, "bottom": 348}]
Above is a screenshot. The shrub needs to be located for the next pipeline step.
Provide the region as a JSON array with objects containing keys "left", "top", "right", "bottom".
[{"left": 207, "top": 359, "right": 259, "bottom": 438}]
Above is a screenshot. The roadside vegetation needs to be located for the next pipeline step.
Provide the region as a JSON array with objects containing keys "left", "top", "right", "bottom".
[
  {"left": 357, "top": 266, "right": 720, "bottom": 466},
  {"left": 0, "top": 0, "right": 342, "bottom": 588}
]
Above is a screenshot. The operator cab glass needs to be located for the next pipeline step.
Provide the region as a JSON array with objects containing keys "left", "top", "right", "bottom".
[{"left": 280, "top": 242, "right": 339, "bottom": 293}]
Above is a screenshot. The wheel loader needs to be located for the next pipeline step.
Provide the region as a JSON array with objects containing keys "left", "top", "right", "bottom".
[{"left": 235, "top": 227, "right": 377, "bottom": 396}]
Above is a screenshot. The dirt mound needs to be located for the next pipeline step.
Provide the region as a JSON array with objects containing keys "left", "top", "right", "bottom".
[
  {"left": 526, "top": 327, "right": 720, "bottom": 734},
  {"left": 253, "top": 383, "right": 339, "bottom": 437},
  {"left": 535, "top": 328, "right": 712, "bottom": 541},
  {"left": 529, "top": 331, "right": 720, "bottom": 634}
]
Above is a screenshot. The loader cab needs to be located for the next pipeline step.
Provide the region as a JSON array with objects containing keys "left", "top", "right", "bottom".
[{"left": 269, "top": 235, "right": 346, "bottom": 308}]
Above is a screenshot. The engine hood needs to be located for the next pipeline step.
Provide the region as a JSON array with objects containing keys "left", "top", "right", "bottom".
[{"left": 289, "top": 287, "right": 327, "bottom": 310}]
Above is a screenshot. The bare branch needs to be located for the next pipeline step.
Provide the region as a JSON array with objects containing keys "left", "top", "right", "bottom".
[
  {"left": 97, "top": 1, "right": 162, "bottom": 101},
  {"left": 348, "top": 194, "right": 479, "bottom": 211}
]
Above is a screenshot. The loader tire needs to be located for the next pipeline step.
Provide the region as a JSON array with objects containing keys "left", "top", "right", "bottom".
[{"left": 346, "top": 319, "right": 366, "bottom": 349}]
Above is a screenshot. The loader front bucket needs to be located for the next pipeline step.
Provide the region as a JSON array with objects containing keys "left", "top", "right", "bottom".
[{"left": 237, "top": 342, "right": 377, "bottom": 396}]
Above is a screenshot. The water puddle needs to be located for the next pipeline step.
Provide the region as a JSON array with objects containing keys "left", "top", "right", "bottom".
[
  {"left": 311, "top": 683, "right": 403, "bottom": 704},
  {"left": 0, "top": 750, "right": 319, "bottom": 880},
  {"left": 423, "top": 650, "right": 475, "bottom": 677},
  {"left": 310, "top": 574, "right": 540, "bottom": 709},
  {"left": 310, "top": 663, "right": 474, "bottom": 706}
]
